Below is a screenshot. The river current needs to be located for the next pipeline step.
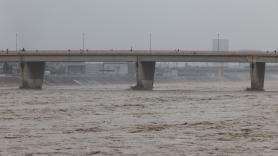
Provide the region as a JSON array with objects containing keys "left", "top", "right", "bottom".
[{"left": 0, "top": 81, "right": 277, "bottom": 155}]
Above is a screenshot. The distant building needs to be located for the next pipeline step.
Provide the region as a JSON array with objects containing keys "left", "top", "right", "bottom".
[
  {"left": 212, "top": 39, "right": 229, "bottom": 51},
  {"left": 1, "top": 62, "right": 14, "bottom": 74},
  {"left": 46, "top": 62, "right": 86, "bottom": 74},
  {"left": 65, "top": 62, "right": 86, "bottom": 74},
  {"left": 85, "top": 63, "right": 103, "bottom": 74},
  {"left": 47, "top": 62, "right": 135, "bottom": 75},
  {"left": 101, "top": 63, "right": 129, "bottom": 75}
]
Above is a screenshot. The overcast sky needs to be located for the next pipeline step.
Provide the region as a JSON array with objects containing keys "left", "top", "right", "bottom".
[{"left": 1, "top": 0, "right": 278, "bottom": 50}]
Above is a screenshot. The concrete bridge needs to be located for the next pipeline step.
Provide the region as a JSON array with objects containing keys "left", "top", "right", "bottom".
[{"left": 1, "top": 49, "right": 278, "bottom": 90}]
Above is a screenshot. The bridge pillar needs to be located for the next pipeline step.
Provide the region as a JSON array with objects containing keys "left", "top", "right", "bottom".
[
  {"left": 20, "top": 62, "right": 46, "bottom": 89},
  {"left": 133, "top": 61, "right": 156, "bottom": 90},
  {"left": 249, "top": 62, "right": 265, "bottom": 91}
]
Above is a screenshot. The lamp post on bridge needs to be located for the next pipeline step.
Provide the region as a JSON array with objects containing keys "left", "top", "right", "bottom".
[
  {"left": 149, "top": 33, "right": 152, "bottom": 53},
  {"left": 16, "top": 33, "right": 18, "bottom": 52},
  {"left": 217, "top": 33, "right": 220, "bottom": 51},
  {"left": 82, "top": 32, "right": 85, "bottom": 51}
]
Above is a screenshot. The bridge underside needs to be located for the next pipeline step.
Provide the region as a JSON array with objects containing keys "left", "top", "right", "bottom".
[
  {"left": 14, "top": 61, "right": 266, "bottom": 91},
  {"left": 1, "top": 50, "right": 278, "bottom": 63},
  {"left": 0, "top": 50, "right": 274, "bottom": 90}
]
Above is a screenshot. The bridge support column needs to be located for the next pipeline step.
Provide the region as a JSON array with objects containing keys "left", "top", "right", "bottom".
[
  {"left": 249, "top": 62, "right": 265, "bottom": 91},
  {"left": 133, "top": 61, "right": 156, "bottom": 90},
  {"left": 20, "top": 62, "right": 46, "bottom": 89}
]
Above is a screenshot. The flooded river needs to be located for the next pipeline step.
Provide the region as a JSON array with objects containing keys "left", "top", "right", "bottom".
[{"left": 0, "top": 81, "right": 278, "bottom": 155}]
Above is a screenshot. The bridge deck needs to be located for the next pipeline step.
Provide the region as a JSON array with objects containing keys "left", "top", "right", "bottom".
[{"left": 0, "top": 50, "right": 278, "bottom": 62}]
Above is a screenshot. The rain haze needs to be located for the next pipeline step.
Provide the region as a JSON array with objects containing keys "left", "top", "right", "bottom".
[
  {"left": 1, "top": 1, "right": 278, "bottom": 156},
  {"left": 1, "top": 0, "right": 278, "bottom": 50}
]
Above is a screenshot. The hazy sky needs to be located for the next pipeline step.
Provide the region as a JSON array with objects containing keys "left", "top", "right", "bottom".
[{"left": 1, "top": 0, "right": 278, "bottom": 50}]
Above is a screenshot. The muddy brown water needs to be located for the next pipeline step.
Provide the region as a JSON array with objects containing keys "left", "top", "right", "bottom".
[{"left": 0, "top": 81, "right": 278, "bottom": 156}]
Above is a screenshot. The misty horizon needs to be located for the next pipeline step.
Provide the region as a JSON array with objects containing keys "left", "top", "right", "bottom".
[{"left": 1, "top": 0, "right": 278, "bottom": 51}]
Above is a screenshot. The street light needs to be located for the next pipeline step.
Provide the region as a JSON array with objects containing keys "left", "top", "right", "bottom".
[
  {"left": 217, "top": 33, "right": 220, "bottom": 51},
  {"left": 149, "top": 33, "right": 152, "bottom": 52},
  {"left": 82, "top": 32, "right": 85, "bottom": 51},
  {"left": 16, "top": 33, "right": 18, "bottom": 52}
]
